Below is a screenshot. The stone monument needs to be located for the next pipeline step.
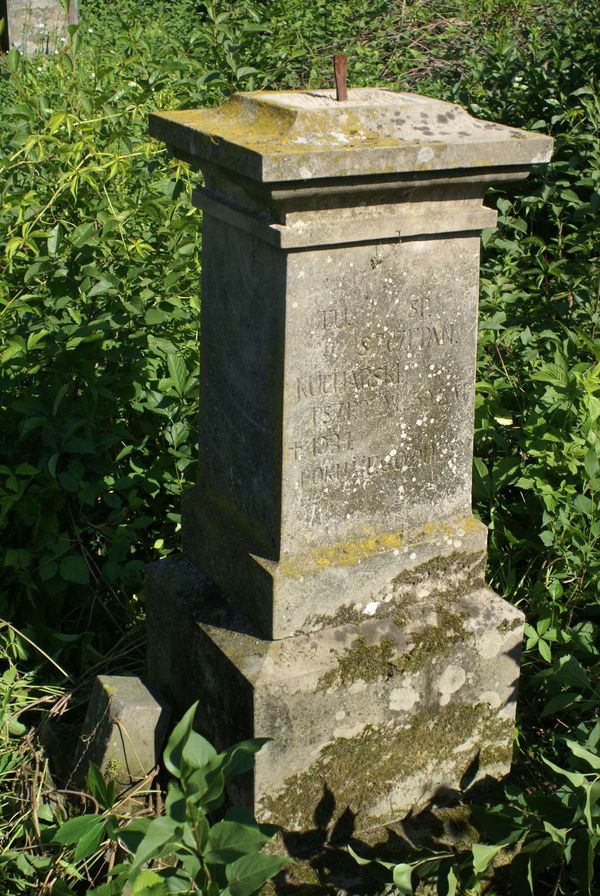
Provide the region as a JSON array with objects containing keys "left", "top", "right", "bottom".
[
  {"left": 146, "top": 88, "right": 553, "bottom": 834},
  {"left": 1, "top": 0, "right": 77, "bottom": 54}
]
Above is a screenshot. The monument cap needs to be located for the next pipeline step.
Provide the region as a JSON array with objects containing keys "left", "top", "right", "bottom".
[{"left": 149, "top": 88, "right": 554, "bottom": 182}]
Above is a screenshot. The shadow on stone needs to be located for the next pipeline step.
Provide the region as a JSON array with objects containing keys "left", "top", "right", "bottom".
[{"left": 267, "top": 771, "right": 507, "bottom": 894}]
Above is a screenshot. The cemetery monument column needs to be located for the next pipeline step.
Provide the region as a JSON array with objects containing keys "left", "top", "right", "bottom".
[{"left": 146, "top": 89, "right": 553, "bottom": 832}]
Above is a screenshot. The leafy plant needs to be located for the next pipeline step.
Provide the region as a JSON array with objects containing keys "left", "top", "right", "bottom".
[
  {"left": 52, "top": 702, "right": 286, "bottom": 895},
  {"left": 350, "top": 722, "right": 600, "bottom": 896},
  {"left": 0, "top": 632, "right": 65, "bottom": 894},
  {"left": 1, "top": 0, "right": 599, "bottom": 893}
]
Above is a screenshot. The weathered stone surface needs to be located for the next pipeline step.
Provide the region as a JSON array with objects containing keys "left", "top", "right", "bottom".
[
  {"left": 154, "top": 92, "right": 552, "bottom": 640},
  {"left": 149, "top": 89, "right": 553, "bottom": 181},
  {"left": 146, "top": 555, "right": 523, "bottom": 833},
  {"left": 147, "top": 88, "right": 551, "bottom": 833},
  {"left": 0, "top": 0, "right": 77, "bottom": 53},
  {"left": 76, "top": 675, "right": 170, "bottom": 792}
]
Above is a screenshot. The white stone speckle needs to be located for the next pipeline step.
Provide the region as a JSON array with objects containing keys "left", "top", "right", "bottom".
[
  {"left": 389, "top": 683, "right": 420, "bottom": 712},
  {"left": 363, "top": 601, "right": 379, "bottom": 616},
  {"left": 437, "top": 665, "right": 466, "bottom": 706},
  {"left": 417, "top": 146, "right": 435, "bottom": 163}
]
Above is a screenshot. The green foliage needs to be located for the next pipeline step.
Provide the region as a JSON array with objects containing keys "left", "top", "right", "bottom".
[
  {"left": 1, "top": 0, "right": 599, "bottom": 893},
  {"left": 350, "top": 721, "right": 600, "bottom": 895},
  {"left": 0, "top": 13, "right": 204, "bottom": 666},
  {"left": 0, "top": 634, "right": 65, "bottom": 894},
  {"left": 51, "top": 702, "right": 286, "bottom": 895}
]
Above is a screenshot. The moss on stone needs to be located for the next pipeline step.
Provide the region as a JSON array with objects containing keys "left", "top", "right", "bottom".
[
  {"left": 315, "top": 592, "right": 469, "bottom": 691},
  {"left": 391, "top": 550, "right": 486, "bottom": 596},
  {"left": 303, "top": 603, "right": 365, "bottom": 631},
  {"left": 317, "top": 636, "right": 398, "bottom": 690},
  {"left": 498, "top": 617, "right": 523, "bottom": 635},
  {"left": 260, "top": 701, "right": 495, "bottom": 831},
  {"left": 392, "top": 598, "right": 468, "bottom": 674},
  {"left": 479, "top": 717, "right": 516, "bottom": 769}
]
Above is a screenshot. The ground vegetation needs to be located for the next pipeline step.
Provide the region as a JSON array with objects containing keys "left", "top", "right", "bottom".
[{"left": 0, "top": 0, "right": 598, "bottom": 892}]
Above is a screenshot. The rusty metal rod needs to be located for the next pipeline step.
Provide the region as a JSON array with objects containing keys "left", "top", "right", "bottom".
[{"left": 334, "top": 54, "right": 348, "bottom": 101}]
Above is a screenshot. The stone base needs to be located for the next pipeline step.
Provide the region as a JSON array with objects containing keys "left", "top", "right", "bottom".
[
  {"left": 145, "top": 555, "right": 523, "bottom": 835},
  {"left": 183, "top": 495, "right": 490, "bottom": 640},
  {"left": 1, "top": 0, "right": 76, "bottom": 54},
  {"left": 75, "top": 675, "right": 170, "bottom": 793}
]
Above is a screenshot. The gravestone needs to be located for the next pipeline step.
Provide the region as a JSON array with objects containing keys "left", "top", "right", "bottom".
[
  {"left": 146, "top": 89, "right": 553, "bottom": 834},
  {"left": 0, "top": 0, "right": 77, "bottom": 54}
]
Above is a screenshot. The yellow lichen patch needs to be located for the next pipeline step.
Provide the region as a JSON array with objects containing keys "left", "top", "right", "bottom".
[{"left": 276, "top": 515, "right": 482, "bottom": 577}]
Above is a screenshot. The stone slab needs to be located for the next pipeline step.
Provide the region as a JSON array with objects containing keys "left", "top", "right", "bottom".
[
  {"left": 192, "top": 188, "right": 498, "bottom": 247},
  {"left": 146, "top": 555, "right": 524, "bottom": 834},
  {"left": 149, "top": 89, "right": 554, "bottom": 182},
  {"left": 76, "top": 675, "right": 170, "bottom": 793}
]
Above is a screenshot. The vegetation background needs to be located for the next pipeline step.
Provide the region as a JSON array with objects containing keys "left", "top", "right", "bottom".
[{"left": 0, "top": 0, "right": 598, "bottom": 892}]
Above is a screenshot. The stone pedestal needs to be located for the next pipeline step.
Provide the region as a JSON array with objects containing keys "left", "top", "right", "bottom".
[
  {"left": 1, "top": 0, "right": 77, "bottom": 54},
  {"left": 147, "top": 89, "right": 552, "bottom": 833}
]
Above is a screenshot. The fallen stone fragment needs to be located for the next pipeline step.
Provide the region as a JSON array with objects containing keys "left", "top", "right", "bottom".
[{"left": 76, "top": 675, "right": 170, "bottom": 795}]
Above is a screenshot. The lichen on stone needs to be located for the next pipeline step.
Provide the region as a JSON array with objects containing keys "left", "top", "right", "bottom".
[
  {"left": 317, "top": 636, "right": 398, "bottom": 690},
  {"left": 260, "top": 701, "right": 499, "bottom": 831}
]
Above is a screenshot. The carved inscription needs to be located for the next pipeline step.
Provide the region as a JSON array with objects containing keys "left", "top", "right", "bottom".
[
  {"left": 300, "top": 443, "right": 437, "bottom": 490},
  {"left": 308, "top": 382, "right": 471, "bottom": 429},
  {"left": 291, "top": 292, "right": 470, "bottom": 493}
]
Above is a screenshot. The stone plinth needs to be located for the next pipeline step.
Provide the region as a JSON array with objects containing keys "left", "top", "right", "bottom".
[
  {"left": 76, "top": 675, "right": 170, "bottom": 794},
  {"left": 147, "top": 556, "right": 522, "bottom": 832},
  {"left": 147, "top": 89, "right": 552, "bottom": 833},
  {"left": 1, "top": 0, "right": 77, "bottom": 54}
]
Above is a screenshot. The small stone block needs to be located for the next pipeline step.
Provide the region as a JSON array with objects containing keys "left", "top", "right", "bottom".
[{"left": 77, "top": 675, "right": 170, "bottom": 792}]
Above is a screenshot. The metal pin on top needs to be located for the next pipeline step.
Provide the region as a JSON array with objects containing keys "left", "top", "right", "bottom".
[{"left": 334, "top": 54, "right": 348, "bottom": 101}]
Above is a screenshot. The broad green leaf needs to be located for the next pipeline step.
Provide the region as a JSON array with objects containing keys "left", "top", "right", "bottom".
[
  {"left": 472, "top": 842, "right": 505, "bottom": 875},
  {"left": 130, "top": 869, "right": 168, "bottom": 894},
  {"left": 163, "top": 702, "right": 198, "bottom": 777},
  {"left": 225, "top": 852, "right": 287, "bottom": 896},
  {"left": 564, "top": 738, "right": 600, "bottom": 770},
  {"left": 117, "top": 817, "right": 151, "bottom": 855},
  {"left": 53, "top": 814, "right": 108, "bottom": 861},
  {"left": 59, "top": 555, "right": 89, "bottom": 585},
  {"left": 6, "top": 48, "right": 20, "bottom": 71},
  {"left": 542, "top": 756, "right": 587, "bottom": 789},
  {"left": 164, "top": 781, "right": 186, "bottom": 823},
  {"left": 87, "top": 762, "right": 115, "bottom": 809},
  {"left": 186, "top": 764, "right": 225, "bottom": 809},
  {"left": 542, "top": 821, "right": 567, "bottom": 845},
  {"left": 181, "top": 729, "right": 217, "bottom": 769},
  {"left": 538, "top": 638, "right": 552, "bottom": 662},
  {"left": 347, "top": 845, "right": 395, "bottom": 870},
  {"left": 167, "top": 353, "right": 187, "bottom": 395},
  {"left": 571, "top": 829, "right": 594, "bottom": 895},
  {"left": 206, "top": 819, "right": 276, "bottom": 863},
  {"left": 440, "top": 863, "right": 458, "bottom": 896},
  {"left": 220, "top": 738, "right": 270, "bottom": 779},
  {"left": 129, "top": 815, "right": 181, "bottom": 872},
  {"left": 48, "top": 224, "right": 62, "bottom": 256},
  {"left": 392, "top": 862, "right": 413, "bottom": 894},
  {"left": 88, "top": 882, "right": 122, "bottom": 896},
  {"left": 71, "top": 223, "right": 96, "bottom": 247}
]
